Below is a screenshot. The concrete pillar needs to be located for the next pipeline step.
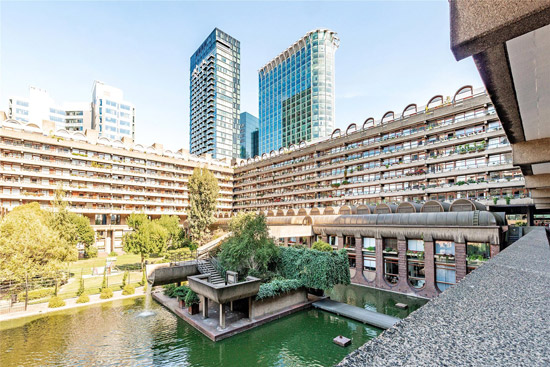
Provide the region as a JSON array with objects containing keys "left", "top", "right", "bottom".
[
  {"left": 375, "top": 238, "right": 385, "bottom": 289},
  {"left": 527, "top": 205, "right": 534, "bottom": 226},
  {"left": 421, "top": 241, "right": 438, "bottom": 297},
  {"left": 455, "top": 243, "right": 467, "bottom": 283},
  {"left": 337, "top": 236, "right": 344, "bottom": 250},
  {"left": 284, "top": 238, "right": 289, "bottom": 247},
  {"left": 322, "top": 234, "right": 328, "bottom": 243},
  {"left": 219, "top": 303, "right": 226, "bottom": 329},
  {"left": 248, "top": 296, "right": 253, "bottom": 319},
  {"left": 230, "top": 301, "right": 233, "bottom": 312},
  {"left": 202, "top": 296, "right": 209, "bottom": 319},
  {"left": 397, "top": 239, "right": 409, "bottom": 293},
  {"left": 490, "top": 243, "right": 500, "bottom": 258},
  {"left": 354, "top": 236, "right": 363, "bottom": 283}
]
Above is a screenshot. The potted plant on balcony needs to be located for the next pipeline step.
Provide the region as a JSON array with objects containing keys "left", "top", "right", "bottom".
[{"left": 185, "top": 289, "right": 200, "bottom": 315}]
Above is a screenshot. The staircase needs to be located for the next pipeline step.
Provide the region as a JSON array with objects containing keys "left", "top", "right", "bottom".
[{"left": 197, "top": 260, "right": 225, "bottom": 285}]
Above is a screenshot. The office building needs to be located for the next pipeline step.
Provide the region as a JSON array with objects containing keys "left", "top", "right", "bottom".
[
  {"left": 258, "top": 29, "right": 339, "bottom": 154},
  {"left": 91, "top": 81, "right": 135, "bottom": 141},
  {"left": 8, "top": 86, "right": 71, "bottom": 129},
  {"left": 190, "top": 28, "right": 240, "bottom": 160},
  {"left": 239, "top": 112, "right": 259, "bottom": 158}
]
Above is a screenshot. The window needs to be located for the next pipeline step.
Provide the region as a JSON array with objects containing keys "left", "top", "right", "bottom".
[
  {"left": 95, "top": 214, "right": 107, "bottom": 225},
  {"left": 383, "top": 238, "right": 399, "bottom": 285},
  {"left": 362, "top": 237, "right": 376, "bottom": 281},
  {"left": 467, "top": 242, "right": 490, "bottom": 273},
  {"left": 407, "top": 239, "right": 425, "bottom": 289},
  {"left": 435, "top": 240, "right": 456, "bottom": 291}
]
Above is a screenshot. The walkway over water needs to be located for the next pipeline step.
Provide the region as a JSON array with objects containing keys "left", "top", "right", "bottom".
[{"left": 313, "top": 299, "right": 399, "bottom": 330}]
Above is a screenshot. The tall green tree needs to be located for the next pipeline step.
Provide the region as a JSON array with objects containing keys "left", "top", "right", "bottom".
[
  {"left": 188, "top": 167, "right": 219, "bottom": 245},
  {"left": 157, "top": 215, "right": 183, "bottom": 249},
  {"left": 71, "top": 213, "right": 96, "bottom": 258},
  {"left": 123, "top": 213, "right": 168, "bottom": 267},
  {"left": 0, "top": 203, "right": 75, "bottom": 310},
  {"left": 218, "top": 212, "right": 279, "bottom": 278}
]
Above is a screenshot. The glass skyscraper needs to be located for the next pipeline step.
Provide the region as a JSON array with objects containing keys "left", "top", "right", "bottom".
[
  {"left": 190, "top": 28, "right": 240, "bottom": 159},
  {"left": 239, "top": 112, "right": 259, "bottom": 159},
  {"left": 258, "top": 29, "right": 339, "bottom": 154}
]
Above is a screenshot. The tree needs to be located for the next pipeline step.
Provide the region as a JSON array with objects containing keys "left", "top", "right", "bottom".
[
  {"left": 0, "top": 203, "right": 75, "bottom": 310},
  {"left": 218, "top": 212, "right": 279, "bottom": 279},
  {"left": 71, "top": 213, "right": 95, "bottom": 257},
  {"left": 188, "top": 167, "right": 219, "bottom": 245},
  {"left": 157, "top": 215, "right": 183, "bottom": 249},
  {"left": 312, "top": 240, "right": 333, "bottom": 252},
  {"left": 123, "top": 213, "right": 168, "bottom": 267}
]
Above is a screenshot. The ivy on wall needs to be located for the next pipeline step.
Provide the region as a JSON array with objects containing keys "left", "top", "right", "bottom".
[{"left": 277, "top": 247, "right": 350, "bottom": 290}]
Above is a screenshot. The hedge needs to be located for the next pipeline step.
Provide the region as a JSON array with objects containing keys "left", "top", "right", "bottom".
[
  {"left": 99, "top": 288, "right": 113, "bottom": 299},
  {"left": 122, "top": 284, "right": 135, "bottom": 295},
  {"left": 48, "top": 296, "right": 66, "bottom": 308},
  {"left": 76, "top": 293, "right": 90, "bottom": 303},
  {"left": 17, "top": 287, "right": 55, "bottom": 301},
  {"left": 256, "top": 279, "right": 303, "bottom": 300},
  {"left": 277, "top": 247, "right": 350, "bottom": 290}
]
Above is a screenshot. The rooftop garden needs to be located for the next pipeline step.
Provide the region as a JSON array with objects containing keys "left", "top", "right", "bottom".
[{"left": 215, "top": 212, "right": 351, "bottom": 300}]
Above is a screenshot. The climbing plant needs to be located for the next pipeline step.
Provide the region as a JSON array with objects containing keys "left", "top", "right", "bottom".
[{"left": 277, "top": 247, "right": 350, "bottom": 290}]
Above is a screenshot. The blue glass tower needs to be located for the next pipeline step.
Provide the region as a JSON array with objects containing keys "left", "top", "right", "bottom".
[
  {"left": 239, "top": 112, "right": 259, "bottom": 158},
  {"left": 258, "top": 29, "right": 339, "bottom": 154},
  {"left": 190, "top": 28, "right": 240, "bottom": 159}
]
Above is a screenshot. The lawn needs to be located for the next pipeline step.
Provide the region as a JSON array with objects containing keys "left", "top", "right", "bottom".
[{"left": 68, "top": 253, "right": 143, "bottom": 277}]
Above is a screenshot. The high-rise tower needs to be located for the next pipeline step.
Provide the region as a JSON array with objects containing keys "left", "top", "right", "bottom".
[
  {"left": 190, "top": 28, "right": 240, "bottom": 159},
  {"left": 258, "top": 29, "right": 339, "bottom": 154}
]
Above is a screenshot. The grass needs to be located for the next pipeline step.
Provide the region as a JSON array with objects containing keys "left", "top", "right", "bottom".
[
  {"left": 67, "top": 253, "right": 143, "bottom": 277},
  {"left": 56, "top": 271, "right": 144, "bottom": 300}
]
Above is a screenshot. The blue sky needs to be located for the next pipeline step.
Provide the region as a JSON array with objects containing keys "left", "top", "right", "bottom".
[{"left": 0, "top": 1, "right": 481, "bottom": 150}]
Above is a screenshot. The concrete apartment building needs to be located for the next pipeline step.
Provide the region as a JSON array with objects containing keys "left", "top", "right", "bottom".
[
  {"left": 0, "top": 118, "right": 233, "bottom": 254},
  {"left": 91, "top": 81, "right": 136, "bottom": 141},
  {"left": 234, "top": 87, "right": 530, "bottom": 214}
]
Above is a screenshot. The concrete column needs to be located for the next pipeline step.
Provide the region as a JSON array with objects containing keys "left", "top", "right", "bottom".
[
  {"left": 354, "top": 236, "right": 363, "bottom": 283},
  {"left": 375, "top": 238, "right": 385, "bottom": 289},
  {"left": 248, "top": 296, "right": 253, "bottom": 320},
  {"left": 322, "top": 234, "right": 328, "bottom": 243},
  {"left": 490, "top": 243, "right": 500, "bottom": 257},
  {"left": 420, "top": 241, "right": 438, "bottom": 298},
  {"left": 337, "top": 236, "right": 344, "bottom": 250},
  {"left": 230, "top": 301, "right": 233, "bottom": 312},
  {"left": 202, "top": 296, "right": 209, "bottom": 319},
  {"left": 397, "top": 239, "right": 409, "bottom": 293},
  {"left": 455, "top": 243, "right": 467, "bottom": 283},
  {"left": 284, "top": 238, "right": 289, "bottom": 247},
  {"left": 219, "top": 303, "right": 226, "bottom": 329}
]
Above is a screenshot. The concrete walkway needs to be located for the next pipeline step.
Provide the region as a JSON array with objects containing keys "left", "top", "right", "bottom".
[
  {"left": 313, "top": 299, "right": 399, "bottom": 330},
  {"left": 0, "top": 287, "right": 146, "bottom": 324}
]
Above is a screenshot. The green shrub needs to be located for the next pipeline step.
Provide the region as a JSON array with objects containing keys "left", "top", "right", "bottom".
[
  {"left": 163, "top": 283, "right": 178, "bottom": 298},
  {"left": 184, "top": 289, "right": 199, "bottom": 306},
  {"left": 48, "top": 296, "right": 66, "bottom": 308},
  {"left": 109, "top": 251, "right": 118, "bottom": 257},
  {"left": 76, "top": 277, "right": 85, "bottom": 297},
  {"left": 17, "top": 287, "right": 54, "bottom": 301},
  {"left": 122, "top": 284, "right": 135, "bottom": 295},
  {"left": 277, "top": 247, "right": 350, "bottom": 290},
  {"left": 85, "top": 245, "right": 98, "bottom": 258},
  {"left": 121, "top": 271, "right": 128, "bottom": 289},
  {"left": 76, "top": 293, "right": 90, "bottom": 303},
  {"left": 99, "top": 288, "right": 113, "bottom": 299},
  {"left": 174, "top": 285, "right": 190, "bottom": 300},
  {"left": 312, "top": 240, "right": 333, "bottom": 252},
  {"left": 100, "top": 271, "right": 107, "bottom": 292},
  {"left": 256, "top": 279, "right": 303, "bottom": 300}
]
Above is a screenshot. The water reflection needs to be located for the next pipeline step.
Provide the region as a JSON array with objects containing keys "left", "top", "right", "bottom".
[
  {"left": 326, "top": 284, "right": 429, "bottom": 318},
  {"left": 0, "top": 296, "right": 381, "bottom": 367}
]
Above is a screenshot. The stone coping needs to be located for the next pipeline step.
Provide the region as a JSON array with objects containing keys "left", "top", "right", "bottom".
[{"left": 338, "top": 227, "right": 550, "bottom": 366}]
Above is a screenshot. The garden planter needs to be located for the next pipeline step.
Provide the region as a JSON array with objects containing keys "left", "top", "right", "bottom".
[
  {"left": 188, "top": 303, "right": 199, "bottom": 315},
  {"left": 179, "top": 299, "right": 185, "bottom": 309}
]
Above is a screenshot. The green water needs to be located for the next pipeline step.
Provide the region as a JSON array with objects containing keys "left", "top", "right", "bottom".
[
  {"left": 0, "top": 296, "right": 381, "bottom": 367},
  {"left": 326, "top": 284, "right": 429, "bottom": 319}
]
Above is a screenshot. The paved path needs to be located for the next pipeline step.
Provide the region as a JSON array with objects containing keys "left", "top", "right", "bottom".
[
  {"left": 0, "top": 287, "right": 146, "bottom": 324},
  {"left": 313, "top": 298, "right": 400, "bottom": 330}
]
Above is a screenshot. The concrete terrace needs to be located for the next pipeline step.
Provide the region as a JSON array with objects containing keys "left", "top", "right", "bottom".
[{"left": 338, "top": 227, "right": 550, "bottom": 366}]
